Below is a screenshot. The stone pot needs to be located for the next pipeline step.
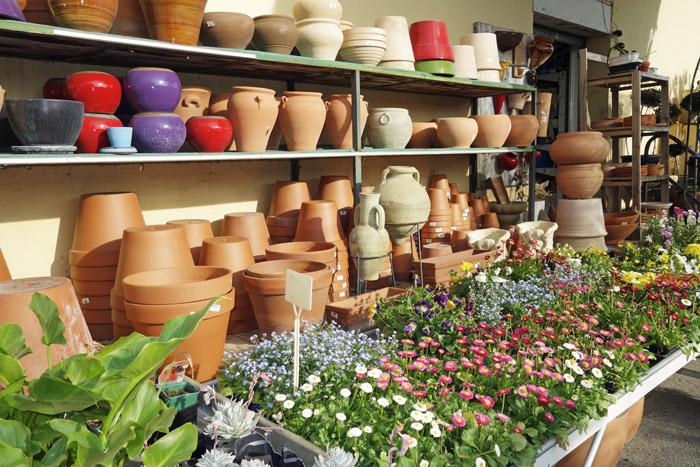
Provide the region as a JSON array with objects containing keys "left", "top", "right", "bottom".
[
  {"left": 139, "top": 0, "right": 207, "bottom": 45},
  {"left": 325, "top": 94, "right": 368, "bottom": 149},
  {"left": 200, "top": 12, "right": 254, "bottom": 49},
  {"left": 279, "top": 91, "right": 326, "bottom": 151},
  {"left": 268, "top": 180, "right": 311, "bottom": 216},
  {"left": 557, "top": 163, "right": 603, "bottom": 199},
  {"left": 453, "top": 44, "right": 478, "bottom": 79},
  {"left": 375, "top": 16, "right": 414, "bottom": 63},
  {"left": 378, "top": 166, "right": 431, "bottom": 244},
  {"left": 408, "top": 122, "right": 437, "bottom": 148},
  {"left": 296, "top": 18, "right": 343, "bottom": 60},
  {"left": 292, "top": 0, "right": 342, "bottom": 21},
  {"left": 437, "top": 117, "right": 478, "bottom": 148},
  {"left": 65, "top": 71, "right": 122, "bottom": 115},
  {"left": 459, "top": 33, "right": 499, "bottom": 70},
  {"left": 349, "top": 193, "right": 391, "bottom": 281},
  {"left": 550, "top": 131, "right": 610, "bottom": 165},
  {"left": 200, "top": 236, "right": 255, "bottom": 292},
  {"left": 367, "top": 108, "right": 412, "bottom": 149},
  {"left": 166, "top": 219, "right": 213, "bottom": 264},
  {"left": 112, "top": 0, "right": 149, "bottom": 37},
  {"left": 505, "top": 115, "right": 539, "bottom": 147},
  {"left": 470, "top": 115, "right": 512, "bottom": 148},
  {"left": 295, "top": 200, "right": 345, "bottom": 243},
  {"left": 252, "top": 15, "right": 298, "bottom": 54},
  {"left": 125, "top": 68, "right": 182, "bottom": 113},
  {"left": 516, "top": 221, "right": 558, "bottom": 251},
  {"left": 186, "top": 116, "right": 233, "bottom": 153},
  {"left": 48, "top": 0, "right": 118, "bottom": 33},
  {"left": 77, "top": 113, "right": 123, "bottom": 154},
  {"left": 130, "top": 112, "right": 186, "bottom": 153},
  {"left": 175, "top": 86, "right": 211, "bottom": 123},
  {"left": 556, "top": 412, "right": 628, "bottom": 467},
  {"left": 220, "top": 212, "right": 270, "bottom": 260},
  {"left": 228, "top": 86, "right": 279, "bottom": 153},
  {"left": 467, "top": 228, "right": 510, "bottom": 260},
  {"left": 556, "top": 235, "right": 607, "bottom": 252},
  {"left": 555, "top": 199, "right": 607, "bottom": 237},
  {"left": 6, "top": 98, "right": 83, "bottom": 147}
]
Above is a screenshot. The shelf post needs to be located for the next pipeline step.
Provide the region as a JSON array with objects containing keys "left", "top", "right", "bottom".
[
  {"left": 287, "top": 80, "right": 300, "bottom": 180},
  {"left": 528, "top": 89, "right": 538, "bottom": 221},
  {"left": 660, "top": 78, "right": 670, "bottom": 202},
  {"left": 351, "top": 70, "right": 363, "bottom": 202},
  {"left": 469, "top": 100, "right": 479, "bottom": 192},
  {"left": 632, "top": 70, "right": 642, "bottom": 210}
]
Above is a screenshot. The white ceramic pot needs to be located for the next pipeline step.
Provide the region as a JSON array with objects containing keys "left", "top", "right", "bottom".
[
  {"left": 379, "top": 60, "right": 415, "bottom": 71},
  {"left": 374, "top": 16, "right": 414, "bottom": 62},
  {"left": 340, "top": 27, "right": 387, "bottom": 65},
  {"left": 555, "top": 199, "right": 607, "bottom": 237},
  {"left": 507, "top": 92, "right": 530, "bottom": 110},
  {"left": 296, "top": 18, "right": 343, "bottom": 60},
  {"left": 292, "top": 0, "right": 342, "bottom": 21},
  {"left": 477, "top": 69, "right": 501, "bottom": 82},
  {"left": 349, "top": 192, "right": 391, "bottom": 281},
  {"left": 517, "top": 221, "right": 558, "bottom": 251},
  {"left": 556, "top": 235, "right": 607, "bottom": 252},
  {"left": 467, "top": 228, "right": 510, "bottom": 260},
  {"left": 366, "top": 108, "right": 412, "bottom": 149},
  {"left": 453, "top": 44, "right": 478, "bottom": 79},
  {"left": 340, "top": 20, "right": 353, "bottom": 31},
  {"left": 459, "top": 33, "right": 500, "bottom": 70}
]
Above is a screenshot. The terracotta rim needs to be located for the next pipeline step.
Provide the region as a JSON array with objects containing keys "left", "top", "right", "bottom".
[
  {"left": 125, "top": 290, "right": 235, "bottom": 324},
  {"left": 122, "top": 266, "right": 233, "bottom": 305}
]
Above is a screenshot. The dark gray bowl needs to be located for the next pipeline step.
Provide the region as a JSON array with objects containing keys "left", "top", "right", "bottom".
[{"left": 6, "top": 99, "right": 84, "bottom": 146}]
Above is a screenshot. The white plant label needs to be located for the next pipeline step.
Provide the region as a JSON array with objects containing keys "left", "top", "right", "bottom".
[{"left": 285, "top": 269, "right": 314, "bottom": 389}]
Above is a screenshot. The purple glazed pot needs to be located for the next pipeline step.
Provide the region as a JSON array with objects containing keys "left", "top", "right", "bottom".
[
  {"left": 0, "top": 1, "right": 26, "bottom": 21},
  {"left": 125, "top": 67, "right": 182, "bottom": 113},
  {"left": 129, "top": 112, "right": 186, "bottom": 153}
]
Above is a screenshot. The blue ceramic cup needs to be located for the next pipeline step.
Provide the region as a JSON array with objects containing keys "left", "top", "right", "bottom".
[{"left": 108, "top": 127, "right": 133, "bottom": 148}]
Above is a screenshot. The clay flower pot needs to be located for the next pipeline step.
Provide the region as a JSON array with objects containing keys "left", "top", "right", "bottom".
[
  {"left": 296, "top": 18, "right": 343, "bottom": 60},
  {"left": 265, "top": 241, "right": 337, "bottom": 265},
  {"left": 269, "top": 180, "right": 311, "bottom": 216},
  {"left": 125, "top": 67, "right": 182, "bottom": 114},
  {"left": 453, "top": 44, "right": 478, "bottom": 79},
  {"left": 6, "top": 98, "right": 83, "bottom": 147},
  {"left": 427, "top": 187, "right": 450, "bottom": 213},
  {"left": 295, "top": 200, "right": 345, "bottom": 243},
  {"left": 550, "top": 131, "right": 610, "bottom": 165},
  {"left": 123, "top": 266, "right": 231, "bottom": 305},
  {"left": 437, "top": 117, "right": 478, "bottom": 148},
  {"left": 459, "top": 33, "right": 499, "bottom": 70},
  {"left": 378, "top": 166, "right": 431, "bottom": 244},
  {"left": 65, "top": 71, "right": 122, "bottom": 115},
  {"left": 555, "top": 199, "right": 607, "bottom": 237},
  {"left": 391, "top": 238, "right": 417, "bottom": 280},
  {"left": 220, "top": 212, "right": 270, "bottom": 259},
  {"left": 76, "top": 113, "right": 123, "bottom": 153},
  {"left": 112, "top": 0, "right": 149, "bottom": 38},
  {"left": 292, "top": 0, "right": 343, "bottom": 21},
  {"left": 324, "top": 94, "right": 368, "bottom": 149},
  {"left": 375, "top": 16, "right": 414, "bottom": 65},
  {"left": 48, "top": 0, "right": 118, "bottom": 33},
  {"left": 139, "top": 0, "right": 207, "bottom": 45},
  {"left": 409, "top": 20, "right": 454, "bottom": 61},
  {"left": 166, "top": 219, "right": 213, "bottom": 264},
  {"left": 200, "top": 236, "right": 255, "bottom": 291},
  {"left": 367, "top": 108, "right": 412, "bottom": 149},
  {"left": 228, "top": 86, "right": 279, "bottom": 153},
  {"left": 318, "top": 175, "right": 353, "bottom": 210},
  {"left": 481, "top": 212, "right": 500, "bottom": 229},
  {"left": 200, "top": 12, "right": 254, "bottom": 49},
  {"left": 130, "top": 112, "right": 186, "bottom": 153},
  {"left": 408, "top": 122, "right": 437, "bottom": 148},
  {"left": 505, "top": 115, "right": 539, "bottom": 147},
  {"left": 423, "top": 243, "right": 452, "bottom": 258},
  {"left": 604, "top": 211, "right": 639, "bottom": 226},
  {"left": 175, "top": 86, "right": 211, "bottom": 123},
  {"left": 186, "top": 116, "right": 233, "bottom": 153},
  {"left": 244, "top": 260, "right": 332, "bottom": 334},
  {"left": 557, "top": 163, "right": 604, "bottom": 199},
  {"left": 279, "top": 91, "right": 326, "bottom": 151},
  {"left": 0, "top": 277, "right": 94, "bottom": 379},
  {"left": 252, "top": 15, "right": 298, "bottom": 55},
  {"left": 0, "top": 249, "right": 11, "bottom": 281},
  {"left": 605, "top": 223, "right": 638, "bottom": 245},
  {"left": 69, "top": 264, "right": 117, "bottom": 282},
  {"left": 470, "top": 115, "right": 512, "bottom": 148}
]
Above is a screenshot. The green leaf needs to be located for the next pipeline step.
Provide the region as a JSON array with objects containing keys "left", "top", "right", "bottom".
[
  {"left": 10, "top": 375, "right": 97, "bottom": 415},
  {"left": 157, "top": 306, "right": 209, "bottom": 343},
  {"left": 141, "top": 423, "right": 198, "bottom": 467},
  {"left": 0, "top": 324, "right": 31, "bottom": 359},
  {"left": 29, "top": 293, "right": 66, "bottom": 347},
  {"left": 0, "top": 419, "right": 30, "bottom": 449},
  {"left": 0, "top": 446, "right": 31, "bottom": 466},
  {"left": 95, "top": 333, "right": 153, "bottom": 374},
  {"left": 510, "top": 433, "right": 528, "bottom": 452},
  {"left": 48, "top": 419, "right": 106, "bottom": 467},
  {"left": 524, "top": 427, "right": 539, "bottom": 438},
  {"left": 0, "top": 354, "right": 25, "bottom": 389},
  {"left": 63, "top": 355, "right": 104, "bottom": 389},
  {"left": 38, "top": 437, "right": 67, "bottom": 467}
]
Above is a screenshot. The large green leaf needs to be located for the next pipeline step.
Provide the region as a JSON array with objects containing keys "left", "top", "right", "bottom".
[
  {"left": 48, "top": 419, "right": 105, "bottom": 467},
  {"left": 10, "top": 375, "right": 97, "bottom": 415},
  {"left": 0, "top": 419, "right": 30, "bottom": 449},
  {"left": 0, "top": 324, "right": 31, "bottom": 359},
  {"left": 63, "top": 355, "right": 104, "bottom": 389},
  {"left": 141, "top": 423, "right": 198, "bottom": 467},
  {"left": 0, "top": 353, "right": 25, "bottom": 389},
  {"left": 95, "top": 333, "right": 153, "bottom": 374},
  {"left": 158, "top": 304, "right": 213, "bottom": 342},
  {"left": 29, "top": 293, "right": 66, "bottom": 347},
  {"left": 38, "top": 437, "right": 67, "bottom": 467},
  {"left": 0, "top": 446, "right": 31, "bottom": 466}
]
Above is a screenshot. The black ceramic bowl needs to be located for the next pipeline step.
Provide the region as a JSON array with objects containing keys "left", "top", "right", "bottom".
[{"left": 6, "top": 99, "right": 84, "bottom": 146}]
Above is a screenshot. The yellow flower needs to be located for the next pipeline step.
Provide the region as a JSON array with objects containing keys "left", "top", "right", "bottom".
[
  {"left": 660, "top": 253, "right": 669, "bottom": 263},
  {"left": 683, "top": 243, "right": 700, "bottom": 259},
  {"left": 460, "top": 261, "right": 474, "bottom": 273},
  {"left": 368, "top": 303, "right": 377, "bottom": 319},
  {"left": 446, "top": 300, "right": 455, "bottom": 310},
  {"left": 620, "top": 271, "right": 642, "bottom": 284}
]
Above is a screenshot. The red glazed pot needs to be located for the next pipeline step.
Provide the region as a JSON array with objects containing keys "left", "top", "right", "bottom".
[
  {"left": 65, "top": 71, "right": 122, "bottom": 115},
  {"left": 499, "top": 153, "right": 519, "bottom": 171},
  {"left": 409, "top": 20, "right": 454, "bottom": 61},
  {"left": 186, "top": 116, "right": 233, "bottom": 153},
  {"left": 43, "top": 78, "right": 66, "bottom": 99},
  {"left": 77, "top": 113, "right": 123, "bottom": 153}
]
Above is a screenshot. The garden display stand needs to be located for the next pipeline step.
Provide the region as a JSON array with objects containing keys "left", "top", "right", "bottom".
[{"left": 351, "top": 251, "right": 397, "bottom": 294}]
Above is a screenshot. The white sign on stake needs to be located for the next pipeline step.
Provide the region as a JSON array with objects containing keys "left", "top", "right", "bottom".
[{"left": 285, "top": 269, "right": 313, "bottom": 389}]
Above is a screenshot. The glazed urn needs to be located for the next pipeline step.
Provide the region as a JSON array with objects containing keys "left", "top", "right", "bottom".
[
  {"left": 504, "top": 115, "right": 539, "bottom": 147},
  {"left": 47, "top": 0, "right": 118, "bottom": 33},
  {"left": 186, "top": 116, "right": 233, "bottom": 153},
  {"left": 139, "top": 0, "right": 207, "bottom": 46},
  {"left": 130, "top": 112, "right": 186, "bottom": 153},
  {"left": 367, "top": 108, "right": 412, "bottom": 149},
  {"left": 324, "top": 94, "right": 368, "bottom": 149},
  {"left": 292, "top": 0, "right": 342, "bottom": 21},
  {"left": 125, "top": 67, "right": 182, "bottom": 113},
  {"left": 65, "top": 71, "right": 122, "bottom": 115},
  {"left": 6, "top": 98, "right": 84, "bottom": 147},
  {"left": 557, "top": 163, "right": 603, "bottom": 199},
  {"left": 200, "top": 12, "right": 254, "bottom": 49},
  {"left": 296, "top": 18, "right": 343, "bottom": 60},
  {"left": 409, "top": 20, "right": 454, "bottom": 61},
  {"left": 279, "top": 91, "right": 326, "bottom": 151},
  {"left": 436, "top": 117, "right": 478, "bottom": 148},
  {"left": 43, "top": 78, "right": 66, "bottom": 100},
  {"left": 377, "top": 166, "right": 431, "bottom": 244},
  {"left": 174, "top": 86, "right": 211, "bottom": 122},
  {"left": 550, "top": 131, "right": 610, "bottom": 165},
  {"left": 470, "top": 115, "right": 512, "bottom": 148},
  {"left": 349, "top": 192, "right": 391, "bottom": 281},
  {"left": 77, "top": 113, "right": 123, "bottom": 153},
  {"left": 228, "top": 86, "right": 279, "bottom": 152},
  {"left": 252, "top": 15, "right": 298, "bottom": 55}
]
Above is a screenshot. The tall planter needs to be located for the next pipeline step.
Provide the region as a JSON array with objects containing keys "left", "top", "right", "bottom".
[
  {"left": 228, "top": 86, "right": 279, "bottom": 153},
  {"left": 324, "top": 94, "right": 368, "bottom": 149},
  {"left": 279, "top": 91, "right": 326, "bottom": 151},
  {"left": 139, "top": 0, "right": 207, "bottom": 46},
  {"left": 349, "top": 193, "right": 390, "bottom": 281},
  {"left": 377, "top": 166, "right": 430, "bottom": 244}
]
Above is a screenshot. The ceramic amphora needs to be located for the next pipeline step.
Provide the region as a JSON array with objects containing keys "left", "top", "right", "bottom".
[
  {"left": 279, "top": 91, "right": 326, "bottom": 151},
  {"left": 349, "top": 193, "right": 391, "bottom": 281},
  {"left": 228, "top": 86, "right": 279, "bottom": 152},
  {"left": 324, "top": 94, "right": 368, "bottom": 149},
  {"left": 377, "top": 166, "right": 430, "bottom": 244}
]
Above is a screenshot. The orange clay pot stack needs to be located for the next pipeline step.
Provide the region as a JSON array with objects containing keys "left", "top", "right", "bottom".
[
  {"left": 391, "top": 237, "right": 418, "bottom": 281},
  {"left": 166, "top": 219, "right": 213, "bottom": 264},
  {"left": 421, "top": 187, "right": 452, "bottom": 248},
  {"left": 317, "top": 175, "right": 354, "bottom": 235},
  {"left": 69, "top": 192, "right": 145, "bottom": 340},
  {"left": 469, "top": 194, "right": 491, "bottom": 229},
  {"left": 266, "top": 180, "right": 312, "bottom": 244},
  {"left": 220, "top": 212, "right": 271, "bottom": 262}
]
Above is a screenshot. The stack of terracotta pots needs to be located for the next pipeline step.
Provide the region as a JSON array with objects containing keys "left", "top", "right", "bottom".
[
  {"left": 460, "top": 33, "right": 501, "bottom": 83},
  {"left": 111, "top": 225, "right": 194, "bottom": 338},
  {"left": 69, "top": 192, "right": 145, "bottom": 340},
  {"left": 266, "top": 242, "right": 341, "bottom": 297},
  {"left": 166, "top": 219, "right": 213, "bottom": 264},
  {"left": 409, "top": 20, "right": 455, "bottom": 76},
  {"left": 123, "top": 266, "right": 233, "bottom": 382},
  {"left": 422, "top": 188, "right": 452, "bottom": 247},
  {"left": 221, "top": 212, "right": 270, "bottom": 262},
  {"left": 555, "top": 199, "right": 608, "bottom": 251},
  {"left": 318, "top": 175, "right": 354, "bottom": 234},
  {"left": 604, "top": 211, "right": 640, "bottom": 246},
  {"left": 200, "top": 237, "right": 257, "bottom": 334},
  {"left": 450, "top": 192, "right": 472, "bottom": 251},
  {"left": 551, "top": 131, "right": 609, "bottom": 200},
  {"left": 267, "top": 181, "right": 312, "bottom": 244},
  {"left": 391, "top": 237, "right": 418, "bottom": 281},
  {"left": 294, "top": 200, "right": 350, "bottom": 301},
  {"left": 469, "top": 194, "right": 491, "bottom": 229}
]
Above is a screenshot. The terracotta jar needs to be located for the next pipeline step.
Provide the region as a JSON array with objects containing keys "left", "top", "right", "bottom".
[
  {"left": 244, "top": 260, "right": 332, "bottom": 334},
  {"left": 378, "top": 166, "right": 431, "bottom": 244},
  {"left": 349, "top": 193, "right": 391, "bottom": 281},
  {"left": 324, "top": 94, "right": 369, "bottom": 149},
  {"left": 504, "top": 115, "right": 539, "bottom": 147},
  {"left": 625, "top": 398, "right": 645, "bottom": 443},
  {"left": 200, "top": 12, "right": 254, "bottom": 49},
  {"left": 47, "top": 0, "right": 118, "bottom": 33},
  {"left": 557, "top": 163, "right": 604, "bottom": 199},
  {"left": 269, "top": 180, "right": 311, "bottom": 217},
  {"left": 228, "top": 86, "right": 279, "bottom": 153},
  {"left": 408, "top": 122, "right": 437, "bottom": 148},
  {"left": 139, "top": 0, "right": 207, "bottom": 45},
  {"left": 112, "top": 0, "right": 149, "bottom": 37},
  {"left": 200, "top": 236, "right": 255, "bottom": 292},
  {"left": 451, "top": 228, "right": 470, "bottom": 251},
  {"left": 296, "top": 18, "right": 343, "bottom": 60},
  {"left": 555, "top": 199, "right": 607, "bottom": 238},
  {"left": 220, "top": 212, "right": 270, "bottom": 260},
  {"left": 175, "top": 86, "right": 211, "bottom": 123},
  {"left": 295, "top": 200, "right": 345, "bottom": 243},
  {"left": 550, "top": 131, "right": 610, "bottom": 165},
  {"left": 166, "top": 219, "right": 213, "bottom": 264},
  {"left": 279, "top": 91, "right": 326, "bottom": 151},
  {"left": 367, "top": 108, "right": 412, "bottom": 149},
  {"left": 470, "top": 115, "right": 512, "bottom": 148},
  {"left": 437, "top": 117, "right": 478, "bottom": 148},
  {"left": 292, "top": 0, "right": 343, "bottom": 21},
  {"left": 556, "top": 412, "right": 628, "bottom": 467},
  {"left": 0, "top": 277, "right": 94, "bottom": 379},
  {"left": 0, "top": 249, "right": 11, "bottom": 281},
  {"left": 252, "top": 15, "right": 298, "bottom": 55}
]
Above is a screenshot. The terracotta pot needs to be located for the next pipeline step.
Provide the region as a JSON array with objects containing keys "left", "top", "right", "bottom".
[
  {"left": 125, "top": 67, "right": 182, "bottom": 114},
  {"left": 200, "top": 12, "right": 254, "bottom": 49},
  {"left": 65, "top": 71, "right": 122, "bottom": 115},
  {"left": 604, "top": 211, "right": 639, "bottom": 225},
  {"left": 531, "top": 92, "right": 552, "bottom": 137},
  {"left": 48, "top": 0, "right": 118, "bottom": 33},
  {"left": 296, "top": 18, "right": 343, "bottom": 60},
  {"left": 123, "top": 266, "right": 232, "bottom": 305},
  {"left": 112, "top": 0, "right": 149, "bottom": 38},
  {"left": 186, "top": 116, "right": 233, "bottom": 153},
  {"left": 555, "top": 199, "right": 607, "bottom": 237},
  {"left": 130, "top": 112, "right": 186, "bottom": 153},
  {"left": 378, "top": 166, "right": 430, "bottom": 244},
  {"left": 76, "top": 294, "right": 111, "bottom": 311},
  {"left": 625, "top": 397, "right": 645, "bottom": 443},
  {"left": 367, "top": 108, "right": 412, "bottom": 149},
  {"left": 437, "top": 117, "right": 478, "bottom": 148},
  {"left": 220, "top": 212, "right": 270, "bottom": 259},
  {"left": 408, "top": 122, "right": 437, "bottom": 148},
  {"left": 23, "top": 0, "right": 53, "bottom": 25},
  {"left": 481, "top": 212, "right": 500, "bottom": 229},
  {"left": 349, "top": 193, "right": 391, "bottom": 281},
  {"left": 375, "top": 16, "right": 414, "bottom": 64},
  {"left": 556, "top": 412, "right": 628, "bottom": 467},
  {"left": 166, "top": 219, "right": 213, "bottom": 264},
  {"left": 557, "top": 163, "right": 603, "bottom": 199},
  {"left": 265, "top": 241, "right": 337, "bottom": 266},
  {"left": 0, "top": 277, "right": 94, "bottom": 379},
  {"left": 200, "top": 236, "right": 254, "bottom": 292},
  {"left": 325, "top": 94, "right": 369, "bottom": 149},
  {"left": 292, "top": 0, "right": 342, "bottom": 21},
  {"left": 279, "top": 91, "right": 325, "bottom": 151},
  {"left": 451, "top": 228, "right": 470, "bottom": 251},
  {"left": 228, "top": 86, "right": 279, "bottom": 153},
  {"left": 81, "top": 308, "right": 111, "bottom": 325},
  {"left": 77, "top": 113, "right": 123, "bottom": 154},
  {"left": 252, "top": 15, "right": 298, "bottom": 54},
  {"left": 391, "top": 238, "right": 417, "bottom": 280},
  {"left": 0, "top": 249, "right": 11, "bottom": 281},
  {"left": 268, "top": 180, "right": 311, "bottom": 216},
  {"left": 529, "top": 35, "right": 554, "bottom": 70},
  {"left": 427, "top": 187, "right": 450, "bottom": 213},
  {"left": 459, "top": 33, "right": 499, "bottom": 70},
  {"left": 295, "top": 200, "right": 345, "bottom": 243},
  {"left": 605, "top": 223, "right": 638, "bottom": 245},
  {"left": 505, "top": 115, "right": 539, "bottom": 147},
  {"left": 175, "top": 86, "right": 211, "bottom": 123},
  {"left": 244, "top": 260, "right": 332, "bottom": 333},
  {"left": 550, "top": 131, "right": 610, "bottom": 165},
  {"left": 318, "top": 174, "right": 353, "bottom": 206},
  {"left": 139, "top": 0, "right": 206, "bottom": 45},
  {"left": 72, "top": 279, "right": 114, "bottom": 297},
  {"left": 208, "top": 92, "right": 231, "bottom": 118},
  {"left": 470, "top": 115, "right": 512, "bottom": 148}
]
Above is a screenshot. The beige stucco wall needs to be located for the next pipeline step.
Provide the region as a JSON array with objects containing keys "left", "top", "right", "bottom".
[{"left": 0, "top": 0, "right": 534, "bottom": 278}]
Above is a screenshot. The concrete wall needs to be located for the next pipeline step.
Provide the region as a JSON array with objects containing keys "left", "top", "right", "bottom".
[{"left": 0, "top": 0, "right": 534, "bottom": 278}]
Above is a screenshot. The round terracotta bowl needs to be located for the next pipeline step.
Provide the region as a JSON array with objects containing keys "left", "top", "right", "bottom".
[
  {"left": 125, "top": 290, "right": 234, "bottom": 324},
  {"left": 122, "top": 266, "right": 233, "bottom": 305},
  {"left": 269, "top": 180, "right": 311, "bottom": 216},
  {"left": 550, "top": 131, "right": 609, "bottom": 165},
  {"left": 557, "top": 163, "right": 603, "bottom": 199},
  {"left": 265, "top": 241, "right": 337, "bottom": 264},
  {"left": 70, "top": 265, "right": 117, "bottom": 281},
  {"left": 72, "top": 279, "right": 114, "bottom": 297},
  {"left": 220, "top": 212, "right": 271, "bottom": 259},
  {"left": 166, "top": 219, "right": 214, "bottom": 264},
  {"left": 408, "top": 122, "right": 437, "bottom": 148},
  {"left": 200, "top": 236, "right": 255, "bottom": 290},
  {"left": 470, "top": 115, "right": 512, "bottom": 148},
  {"left": 605, "top": 223, "right": 638, "bottom": 245},
  {"left": 490, "top": 201, "right": 528, "bottom": 215},
  {"left": 505, "top": 115, "right": 539, "bottom": 147},
  {"left": 423, "top": 243, "right": 452, "bottom": 258},
  {"left": 604, "top": 211, "right": 640, "bottom": 226},
  {"left": 437, "top": 117, "right": 478, "bottom": 148},
  {"left": 71, "top": 192, "right": 145, "bottom": 253},
  {"left": 76, "top": 294, "right": 111, "bottom": 311},
  {"left": 295, "top": 200, "right": 345, "bottom": 243}
]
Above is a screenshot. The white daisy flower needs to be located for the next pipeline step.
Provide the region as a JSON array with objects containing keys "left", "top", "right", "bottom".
[
  {"left": 283, "top": 400, "right": 295, "bottom": 409},
  {"left": 420, "top": 461, "right": 429, "bottom": 467},
  {"left": 302, "top": 408, "right": 313, "bottom": 418},
  {"left": 475, "top": 457, "right": 486, "bottom": 467},
  {"left": 347, "top": 427, "right": 362, "bottom": 438},
  {"left": 564, "top": 374, "right": 575, "bottom": 383},
  {"left": 307, "top": 374, "right": 321, "bottom": 384},
  {"left": 367, "top": 368, "right": 382, "bottom": 379},
  {"left": 360, "top": 382, "right": 373, "bottom": 394},
  {"left": 363, "top": 426, "right": 372, "bottom": 433},
  {"left": 410, "top": 410, "right": 423, "bottom": 421},
  {"left": 413, "top": 402, "right": 428, "bottom": 412},
  {"left": 274, "top": 394, "right": 287, "bottom": 402},
  {"left": 591, "top": 368, "right": 603, "bottom": 379},
  {"left": 355, "top": 365, "right": 367, "bottom": 375},
  {"left": 336, "top": 412, "right": 347, "bottom": 422},
  {"left": 300, "top": 383, "right": 314, "bottom": 392},
  {"left": 494, "top": 444, "right": 501, "bottom": 457},
  {"left": 377, "top": 397, "right": 390, "bottom": 407},
  {"left": 430, "top": 426, "right": 441, "bottom": 438},
  {"left": 410, "top": 422, "right": 424, "bottom": 431},
  {"left": 581, "top": 379, "right": 593, "bottom": 389},
  {"left": 340, "top": 388, "right": 352, "bottom": 398},
  {"left": 393, "top": 395, "right": 407, "bottom": 405},
  {"left": 603, "top": 358, "right": 613, "bottom": 368}
]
